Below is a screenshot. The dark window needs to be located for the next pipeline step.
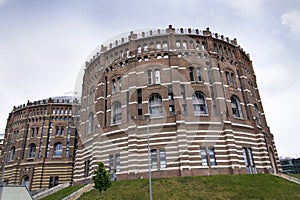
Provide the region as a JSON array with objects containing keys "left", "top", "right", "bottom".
[
  {"left": 168, "top": 86, "right": 175, "bottom": 116},
  {"left": 88, "top": 112, "right": 94, "bottom": 133},
  {"left": 189, "top": 67, "right": 195, "bottom": 81},
  {"left": 243, "top": 147, "right": 256, "bottom": 174},
  {"left": 28, "top": 143, "right": 36, "bottom": 159},
  {"left": 137, "top": 89, "right": 142, "bottom": 117},
  {"left": 148, "top": 94, "right": 163, "bottom": 118},
  {"left": 208, "top": 146, "right": 216, "bottom": 166},
  {"left": 231, "top": 95, "right": 243, "bottom": 118},
  {"left": 192, "top": 92, "right": 208, "bottom": 115},
  {"left": 197, "top": 67, "right": 202, "bottom": 82},
  {"left": 200, "top": 147, "right": 208, "bottom": 166},
  {"left": 159, "top": 148, "right": 167, "bottom": 169},
  {"left": 53, "top": 143, "right": 63, "bottom": 157},
  {"left": 10, "top": 146, "right": 15, "bottom": 160},
  {"left": 254, "top": 104, "right": 262, "bottom": 127},
  {"left": 201, "top": 146, "right": 217, "bottom": 166},
  {"left": 151, "top": 149, "right": 158, "bottom": 169},
  {"left": 111, "top": 101, "right": 122, "bottom": 125}
]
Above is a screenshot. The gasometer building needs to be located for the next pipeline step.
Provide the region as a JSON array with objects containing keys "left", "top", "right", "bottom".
[{"left": 74, "top": 25, "right": 280, "bottom": 182}]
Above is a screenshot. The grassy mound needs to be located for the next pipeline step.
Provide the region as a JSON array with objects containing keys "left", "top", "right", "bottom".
[{"left": 79, "top": 174, "right": 300, "bottom": 200}]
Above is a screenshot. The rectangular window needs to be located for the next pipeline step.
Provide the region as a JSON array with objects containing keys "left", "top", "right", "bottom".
[
  {"left": 189, "top": 67, "right": 195, "bottom": 81},
  {"left": 55, "top": 126, "right": 60, "bottom": 136},
  {"left": 31, "top": 128, "right": 34, "bottom": 137},
  {"left": 200, "top": 147, "right": 208, "bottom": 166},
  {"left": 112, "top": 79, "right": 116, "bottom": 94},
  {"left": 49, "top": 177, "right": 54, "bottom": 188},
  {"left": 155, "top": 69, "right": 160, "bottom": 84},
  {"left": 116, "top": 153, "right": 120, "bottom": 172},
  {"left": 208, "top": 146, "right": 216, "bottom": 166},
  {"left": 197, "top": 68, "right": 202, "bottom": 82},
  {"left": 148, "top": 70, "right": 153, "bottom": 84},
  {"left": 168, "top": 86, "right": 175, "bottom": 116},
  {"left": 247, "top": 148, "right": 256, "bottom": 174},
  {"left": 60, "top": 126, "right": 64, "bottom": 136},
  {"left": 151, "top": 149, "right": 158, "bottom": 169},
  {"left": 109, "top": 154, "right": 114, "bottom": 174},
  {"left": 84, "top": 160, "right": 90, "bottom": 178},
  {"left": 137, "top": 89, "right": 142, "bottom": 117},
  {"left": 118, "top": 77, "right": 122, "bottom": 91},
  {"left": 242, "top": 148, "right": 251, "bottom": 174},
  {"left": 160, "top": 149, "right": 166, "bottom": 169}
]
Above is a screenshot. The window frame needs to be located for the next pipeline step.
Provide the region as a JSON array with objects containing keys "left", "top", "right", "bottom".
[
  {"left": 53, "top": 142, "right": 63, "bottom": 158},
  {"left": 231, "top": 95, "right": 243, "bottom": 118},
  {"left": 192, "top": 91, "right": 208, "bottom": 116},
  {"left": 111, "top": 101, "right": 122, "bottom": 125},
  {"left": 28, "top": 143, "right": 36, "bottom": 159},
  {"left": 148, "top": 93, "right": 164, "bottom": 118}
]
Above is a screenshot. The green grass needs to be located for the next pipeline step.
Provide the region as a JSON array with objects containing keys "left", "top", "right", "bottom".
[
  {"left": 42, "top": 184, "right": 84, "bottom": 200},
  {"left": 289, "top": 174, "right": 300, "bottom": 179},
  {"left": 79, "top": 174, "right": 300, "bottom": 200}
]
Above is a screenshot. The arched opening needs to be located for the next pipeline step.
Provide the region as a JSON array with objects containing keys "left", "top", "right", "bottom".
[{"left": 21, "top": 175, "right": 30, "bottom": 189}]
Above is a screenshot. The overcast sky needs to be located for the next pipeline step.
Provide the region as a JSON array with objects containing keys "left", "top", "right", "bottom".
[{"left": 0, "top": 0, "right": 299, "bottom": 158}]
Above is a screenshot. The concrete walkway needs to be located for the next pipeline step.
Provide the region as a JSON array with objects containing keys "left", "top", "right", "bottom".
[
  {"left": 274, "top": 173, "right": 300, "bottom": 185},
  {"left": 62, "top": 183, "right": 94, "bottom": 200}
]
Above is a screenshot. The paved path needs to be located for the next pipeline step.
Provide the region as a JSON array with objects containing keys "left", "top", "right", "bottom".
[
  {"left": 274, "top": 173, "right": 300, "bottom": 185},
  {"left": 62, "top": 183, "right": 94, "bottom": 200}
]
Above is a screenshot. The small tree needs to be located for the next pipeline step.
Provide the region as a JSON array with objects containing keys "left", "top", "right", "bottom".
[{"left": 92, "top": 162, "right": 112, "bottom": 193}]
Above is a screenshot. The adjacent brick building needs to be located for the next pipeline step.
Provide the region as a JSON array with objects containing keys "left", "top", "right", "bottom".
[
  {"left": 0, "top": 96, "right": 80, "bottom": 191},
  {"left": 74, "top": 25, "right": 281, "bottom": 183}
]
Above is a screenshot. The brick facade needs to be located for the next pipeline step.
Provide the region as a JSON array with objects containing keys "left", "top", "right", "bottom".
[
  {"left": 0, "top": 96, "right": 80, "bottom": 191},
  {"left": 74, "top": 25, "right": 281, "bottom": 183}
]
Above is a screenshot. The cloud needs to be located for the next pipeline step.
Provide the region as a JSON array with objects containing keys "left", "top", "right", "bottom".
[
  {"left": 227, "top": 0, "right": 267, "bottom": 17},
  {"left": 281, "top": 10, "right": 300, "bottom": 40},
  {"left": 0, "top": 0, "right": 8, "bottom": 6},
  {"left": 256, "top": 64, "right": 292, "bottom": 93}
]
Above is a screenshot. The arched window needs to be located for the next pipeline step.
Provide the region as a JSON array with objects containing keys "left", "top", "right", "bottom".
[
  {"left": 111, "top": 101, "right": 122, "bottom": 125},
  {"left": 202, "top": 42, "right": 207, "bottom": 51},
  {"left": 182, "top": 41, "right": 188, "bottom": 49},
  {"left": 197, "top": 67, "right": 202, "bottom": 82},
  {"left": 117, "top": 77, "right": 122, "bottom": 91},
  {"left": 125, "top": 48, "right": 129, "bottom": 57},
  {"left": 226, "top": 71, "right": 236, "bottom": 87},
  {"left": 219, "top": 45, "right": 223, "bottom": 55},
  {"left": 112, "top": 79, "right": 116, "bottom": 94},
  {"left": 137, "top": 46, "right": 142, "bottom": 54},
  {"left": 231, "top": 95, "right": 243, "bottom": 118},
  {"left": 162, "top": 41, "right": 168, "bottom": 50},
  {"left": 189, "top": 67, "right": 195, "bottom": 81},
  {"left": 10, "top": 146, "right": 15, "bottom": 160},
  {"left": 88, "top": 112, "right": 94, "bottom": 133},
  {"left": 176, "top": 41, "right": 181, "bottom": 49},
  {"left": 28, "top": 143, "right": 36, "bottom": 158},
  {"left": 214, "top": 44, "right": 218, "bottom": 53},
  {"left": 192, "top": 92, "right": 208, "bottom": 115},
  {"left": 195, "top": 41, "right": 200, "bottom": 51},
  {"left": 144, "top": 44, "right": 148, "bottom": 52},
  {"left": 21, "top": 176, "right": 30, "bottom": 189},
  {"left": 53, "top": 143, "right": 63, "bottom": 157},
  {"left": 149, "top": 94, "right": 163, "bottom": 118},
  {"left": 254, "top": 104, "right": 262, "bottom": 126},
  {"left": 149, "top": 42, "right": 154, "bottom": 50},
  {"left": 156, "top": 42, "right": 161, "bottom": 51},
  {"left": 154, "top": 69, "right": 161, "bottom": 84}
]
